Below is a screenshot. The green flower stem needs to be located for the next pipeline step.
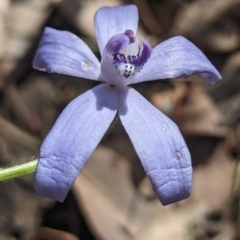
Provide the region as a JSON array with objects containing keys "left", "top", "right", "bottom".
[{"left": 0, "top": 159, "right": 38, "bottom": 181}]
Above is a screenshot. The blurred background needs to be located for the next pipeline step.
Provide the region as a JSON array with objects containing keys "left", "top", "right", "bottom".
[{"left": 0, "top": 0, "right": 240, "bottom": 239}]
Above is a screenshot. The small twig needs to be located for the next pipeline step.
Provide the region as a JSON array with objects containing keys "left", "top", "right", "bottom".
[
  {"left": 231, "top": 156, "right": 239, "bottom": 195},
  {"left": 231, "top": 155, "right": 240, "bottom": 238},
  {"left": 4, "top": 83, "right": 42, "bottom": 133},
  {"left": 133, "top": 0, "right": 162, "bottom": 36}
]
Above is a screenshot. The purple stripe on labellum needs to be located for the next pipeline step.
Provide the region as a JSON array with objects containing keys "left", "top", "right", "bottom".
[
  {"left": 116, "top": 31, "right": 151, "bottom": 78},
  {"left": 104, "top": 34, "right": 130, "bottom": 58},
  {"left": 112, "top": 38, "right": 151, "bottom": 78},
  {"left": 101, "top": 29, "right": 152, "bottom": 83},
  {"left": 134, "top": 38, "right": 152, "bottom": 71}
]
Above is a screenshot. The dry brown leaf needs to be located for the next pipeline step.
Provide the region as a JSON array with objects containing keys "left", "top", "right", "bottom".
[
  {"left": 18, "top": 74, "right": 58, "bottom": 137},
  {"left": 27, "top": 227, "right": 80, "bottom": 240},
  {"left": 0, "top": 0, "right": 9, "bottom": 15},
  {"left": 131, "top": 142, "right": 236, "bottom": 240},
  {"left": 177, "top": 84, "right": 227, "bottom": 137},
  {"left": 201, "top": 19, "right": 240, "bottom": 53},
  {"left": 6, "top": 2, "right": 48, "bottom": 38},
  {"left": 150, "top": 83, "right": 188, "bottom": 116},
  {"left": 133, "top": 0, "right": 162, "bottom": 36},
  {"left": 170, "top": 0, "right": 240, "bottom": 52},
  {"left": 4, "top": 83, "right": 42, "bottom": 133},
  {"left": 58, "top": 0, "right": 122, "bottom": 40},
  {"left": 171, "top": 0, "right": 240, "bottom": 36},
  {"left": 1, "top": 0, "right": 61, "bottom": 79},
  {"left": 209, "top": 51, "right": 240, "bottom": 100},
  {"left": 0, "top": 116, "right": 39, "bottom": 164},
  {"left": 131, "top": 203, "right": 208, "bottom": 240},
  {"left": 72, "top": 146, "right": 166, "bottom": 240}
]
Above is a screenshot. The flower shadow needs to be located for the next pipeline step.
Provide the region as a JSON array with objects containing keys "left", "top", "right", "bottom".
[{"left": 91, "top": 84, "right": 128, "bottom": 115}]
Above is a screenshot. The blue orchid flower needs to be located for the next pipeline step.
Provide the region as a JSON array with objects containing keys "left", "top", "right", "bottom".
[{"left": 33, "top": 5, "right": 221, "bottom": 205}]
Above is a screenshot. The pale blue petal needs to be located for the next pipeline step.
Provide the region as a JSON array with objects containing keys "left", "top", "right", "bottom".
[
  {"left": 33, "top": 27, "right": 101, "bottom": 80},
  {"left": 35, "top": 84, "right": 118, "bottom": 202},
  {"left": 118, "top": 87, "right": 192, "bottom": 205},
  {"left": 133, "top": 36, "right": 221, "bottom": 85},
  {"left": 94, "top": 5, "right": 139, "bottom": 55}
]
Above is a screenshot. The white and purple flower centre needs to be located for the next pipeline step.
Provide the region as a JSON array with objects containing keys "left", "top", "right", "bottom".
[{"left": 101, "top": 30, "right": 152, "bottom": 87}]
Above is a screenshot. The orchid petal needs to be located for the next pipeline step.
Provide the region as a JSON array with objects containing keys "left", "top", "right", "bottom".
[
  {"left": 94, "top": 5, "right": 139, "bottom": 55},
  {"left": 35, "top": 84, "right": 118, "bottom": 202},
  {"left": 33, "top": 27, "right": 101, "bottom": 80},
  {"left": 133, "top": 36, "right": 221, "bottom": 85},
  {"left": 118, "top": 87, "right": 192, "bottom": 205}
]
